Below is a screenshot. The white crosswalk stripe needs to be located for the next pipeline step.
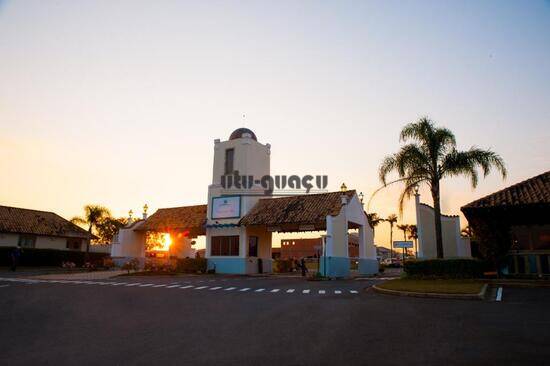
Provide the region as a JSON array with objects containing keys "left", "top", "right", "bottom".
[
  {"left": 139, "top": 284, "right": 154, "bottom": 287},
  {"left": 286, "top": 289, "right": 295, "bottom": 293},
  {"left": 239, "top": 288, "right": 251, "bottom": 292},
  {"left": 224, "top": 287, "right": 236, "bottom": 291},
  {"left": 210, "top": 287, "right": 222, "bottom": 290},
  {"left": 195, "top": 286, "right": 208, "bottom": 290},
  {"left": 125, "top": 283, "right": 141, "bottom": 286},
  {"left": 319, "top": 290, "right": 326, "bottom": 294},
  {"left": 179, "top": 285, "right": 194, "bottom": 289},
  {"left": 255, "top": 288, "right": 265, "bottom": 292},
  {"left": 302, "top": 289, "right": 310, "bottom": 294},
  {"left": 152, "top": 284, "right": 167, "bottom": 288},
  {"left": 350, "top": 290, "right": 358, "bottom": 294},
  {"left": 270, "top": 289, "right": 280, "bottom": 293},
  {"left": 166, "top": 285, "right": 180, "bottom": 288},
  {"left": 334, "top": 290, "right": 342, "bottom": 294}
]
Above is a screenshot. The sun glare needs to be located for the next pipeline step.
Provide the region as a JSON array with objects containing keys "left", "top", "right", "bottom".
[{"left": 158, "top": 233, "right": 172, "bottom": 251}]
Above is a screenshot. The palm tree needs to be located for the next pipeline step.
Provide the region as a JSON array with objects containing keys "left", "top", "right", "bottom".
[
  {"left": 407, "top": 224, "right": 418, "bottom": 258},
  {"left": 397, "top": 224, "right": 409, "bottom": 240},
  {"left": 386, "top": 214, "right": 398, "bottom": 259},
  {"left": 366, "top": 213, "right": 384, "bottom": 240},
  {"left": 71, "top": 204, "right": 111, "bottom": 256},
  {"left": 379, "top": 117, "right": 506, "bottom": 258}
]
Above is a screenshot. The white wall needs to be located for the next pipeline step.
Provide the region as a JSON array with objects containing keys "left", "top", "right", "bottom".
[
  {"left": 0, "top": 233, "right": 19, "bottom": 247},
  {"left": 111, "top": 221, "right": 146, "bottom": 258}
]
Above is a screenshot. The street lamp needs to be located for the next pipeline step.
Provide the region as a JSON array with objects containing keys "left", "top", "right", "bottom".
[
  {"left": 340, "top": 182, "right": 347, "bottom": 192},
  {"left": 359, "top": 191, "right": 364, "bottom": 204}
]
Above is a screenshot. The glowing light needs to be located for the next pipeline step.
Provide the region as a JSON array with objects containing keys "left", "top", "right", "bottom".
[{"left": 158, "top": 233, "right": 172, "bottom": 251}]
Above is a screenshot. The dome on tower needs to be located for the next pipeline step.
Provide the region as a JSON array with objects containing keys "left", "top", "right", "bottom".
[{"left": 229, "top": 128, "right": 257, "bottom": 141}]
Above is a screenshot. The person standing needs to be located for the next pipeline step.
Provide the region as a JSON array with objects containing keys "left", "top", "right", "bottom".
[
  {"left": 10, "top": 245, "right": 22, "bottom": 271},
  {"left": 300, "top": 257, "right": 308, "bottom": 277}
]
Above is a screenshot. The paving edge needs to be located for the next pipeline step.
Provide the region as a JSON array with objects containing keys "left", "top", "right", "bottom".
[{"left": 371, "top": 283, "right": 488, "bottom": 300}]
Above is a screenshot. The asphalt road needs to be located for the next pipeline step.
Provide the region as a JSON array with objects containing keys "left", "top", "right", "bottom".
[{"left": 1, "top": 275, "right": 549, "bottom": 366}]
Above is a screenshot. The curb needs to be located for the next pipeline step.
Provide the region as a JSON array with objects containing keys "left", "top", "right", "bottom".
[{"left": 371, "top": 283, "right": 488, "bottom": 301}]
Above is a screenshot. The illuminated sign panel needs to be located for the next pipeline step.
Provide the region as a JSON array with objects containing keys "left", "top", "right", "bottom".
[{"left": 211, "top": 196, "right": 241, "bottom": 219}]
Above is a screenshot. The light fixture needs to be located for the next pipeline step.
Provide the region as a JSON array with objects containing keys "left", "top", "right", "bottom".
[
  {"left": 128, "top": 209, "right": 133, "bottom": 218},
  {"left": 340, "top": 182, "right": 347, "bottom": 192},
  {"left": 359, "top": 191, "right": 364, "bottom": 204},
  {"left": 143, "top": 204, "right": 148, "bottom": 214}
]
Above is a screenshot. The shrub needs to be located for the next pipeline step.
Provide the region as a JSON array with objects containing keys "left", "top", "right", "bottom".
[
  {"left": 176, "top": 258, "right": 207, "bottom": 273},
  {"left": 102, "top": 257, "right": 115, "bottom": 269},
  {"left": 144, "top": 259, "right": 177, "bottom": 273},
  {"left": 82, "top": 262, "right": 97, "bottom": 271},
  {"left": 403, "top": 258, "right": 487, "bottom": 279},
  {"left": 62, "top": 261, "right": 76, "bottom": 270},
  {"left": 273, "top": 258, "right": 294, "bottom": 273}
]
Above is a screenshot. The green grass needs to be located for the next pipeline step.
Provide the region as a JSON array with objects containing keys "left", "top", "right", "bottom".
[{"left": 378, "top": 278, "right": 484, "bottom": 294}]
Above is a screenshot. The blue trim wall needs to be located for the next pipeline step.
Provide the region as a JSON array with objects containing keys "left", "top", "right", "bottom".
[
  {"left": 358, "top": 258, "right": 379, "bottom": 275},
  {"left": 320, "top": 256, "right": 350, "bottom": 278},
  {"left": 207, "top": 258, "right": 246, "bottom": 274}
]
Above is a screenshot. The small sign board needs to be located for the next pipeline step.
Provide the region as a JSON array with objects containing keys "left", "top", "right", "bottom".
[
  {"left": 393, "top": 241, "right": 413, "bottom": 249},
  {"left": 211, "top": 196, "right": 241, "bottom": 219}
]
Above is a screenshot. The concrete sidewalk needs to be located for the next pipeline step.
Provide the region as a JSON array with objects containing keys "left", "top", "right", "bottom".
[{"left": 29, "top": 270, "right": 126, "bottom": 281}]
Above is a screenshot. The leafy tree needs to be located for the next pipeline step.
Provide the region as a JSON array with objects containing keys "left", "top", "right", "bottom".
[
  {"left": 71, "top": 205, "right": 111, "bottom": 255},
  {"left": 96, "top": 217, "right": 127, "bottom": 244},
  {"left": 379, "top": 117, "right": 506, "bottom": 258},
  {"left": 386, "top": 214, "right": 398, "bottom": 259}
]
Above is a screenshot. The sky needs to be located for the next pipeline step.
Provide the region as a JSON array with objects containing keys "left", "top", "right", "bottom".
[{"left": 1, "top": 0, "right": 549, "bottom": 249}]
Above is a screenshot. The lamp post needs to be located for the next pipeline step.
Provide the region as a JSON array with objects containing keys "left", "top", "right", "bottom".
[
  {"left": 359, "top": 192, "right": 364, "bottom": 205},
  {"left": 340, "top": 182, "right": 347, "bottom": 192}
]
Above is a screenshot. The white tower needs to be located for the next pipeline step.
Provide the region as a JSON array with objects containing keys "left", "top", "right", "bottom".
[{"left": 206, "top": 128, "right": 272, "bottom": 274}]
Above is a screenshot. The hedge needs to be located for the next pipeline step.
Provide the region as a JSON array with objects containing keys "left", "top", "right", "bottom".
[
  {"left": 0, "top": 247, "right": 109, "bottom": 267},
  {"left": 176, "top": 257, "right": 207, "bottom": 273},
  {"left": 403, "top": 259, "right": 486, "bottom": 278}
]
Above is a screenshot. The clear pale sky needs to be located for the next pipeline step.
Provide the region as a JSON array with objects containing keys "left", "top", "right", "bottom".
[{"left": 1, "top": 0, "right": 549, "bottom": 249}]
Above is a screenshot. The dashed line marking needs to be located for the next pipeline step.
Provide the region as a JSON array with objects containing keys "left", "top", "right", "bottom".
[
  {"left": 350, "top": 290, "right": 358, "bottom": 294},
  {"left": 302, "top": 289, "right": 310, "bottom": 294},
  {"left": 139, "top": 284, "right": 154, "bottom": 287},
  {"left": 210, "top": 287, "right": 222, "bottom": 290},
  {"left": 166, "top": 285, "right": 180, "bottom": 288},
  {"left": 125, "top": 283, "right": 141, "bottom": 287},
  {"left": 239, "top": 288, "right": 251, "bottom": 292},
  {"left": 334, "top": 290, "right": 342, "bottom": 294},
  {"left": 195, "top": 286, "right": 208, "bottom": 290},
  {"left": 286, "top": 289, "right": 295, "bottom": 293},
  {"left": 0, "top": 284, "right": 9, "bottom": 288},
  {"left": 255, "top": 288, "right": 265, "bottom": 292},
  {"left": 496, "top": 287, "right": 503, "bottom": 302},
  {"left": 270, "top": 289, "right": 280, "bottom": 293},
  {"left": 224, "top": 287, "right": 236, "bottom": 291},
  {"left": 319, "top": 290, "right": 326, "bottom": 294},
  {"left": 179, "top": 285, "right": 194, "bottom": 289},
  {"left": 152, "top": 284, "right": 167, "bottom": 288}
]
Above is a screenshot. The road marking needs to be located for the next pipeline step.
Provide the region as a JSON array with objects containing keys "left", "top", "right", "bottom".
[
  {"left": 350, "top": 290, "right": 358, "bottom": 294},
  {"left": 270, "top": 289, "right": 280, "bottom": 293},
  {"left": 139, "top": 284, "right": 154, "bottom": 287},
  {"left": 195, "top": 286, "right": 208, "bottom": 290},
  {"left": 179, "top": 285, "right": 194, "bottom": 289},
  {"left": 496, "top": 287, "right": 503, "bottom": 302},
  {"left": 302, "top": 289, "right": 310, "bottom": 294},
  {"left": 166, "top": 285, "right": 180, "bottom": 288},
  {"left": 0, "top": 284, "right": 9, "bottom": 288},
  {"left": 125, "top": 283, "right": 141, "bottom": 286},
  {"left": 255, "top": 288, "right": 265, "bottom": 292},
  {"left": 224, "top": 287, "right": 236, "bottom": 291},
  {"left": 152, "top": 284, "right": 167, "bottom": 288},
  {"left": 239, "top": 288, "right": 251, "bottom": 292},
  {"left": 111, "top": 283, "right": 127, "bottom": 286},
  {"left": 286, "top": 289, "right": 295, "bottom": 293},
  {"left": 210, "top": 287, "right": 222, "bottom": 290},
  {"left": 334, "top": 290, "right": 342, "bottom": 294},
  {"left": 319, "top": 290, "right": 325, "bottom": 294}
]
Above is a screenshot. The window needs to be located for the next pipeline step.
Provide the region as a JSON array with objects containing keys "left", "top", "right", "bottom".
[
  {"left": 211, "top": 236, "right": 240, "bottom": 256},
  {"left": 224, "top": 148, "right": 234, "bottom": 175},
  {"left": 248, "top": 236, "right": 258, "bottom": 257},
  {"left": 67, "top": 238, "right": 82, "bottom": 250},
  {"left": 18, "top": 234, "right": 36, "bottom": 248}
]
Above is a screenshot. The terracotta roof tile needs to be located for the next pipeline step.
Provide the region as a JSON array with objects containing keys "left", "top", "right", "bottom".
[
  {"left": 462, "top": 171, "right": 550, "bottom": 209},
  {"left": 239, "top": 190, "right": 355, "bottom": 226},
  {"left": 0, "top": 205, "right": 90, "bottom": 238},
  {"left": 137, "top": 204, "right": 207, "bottom": 235}
]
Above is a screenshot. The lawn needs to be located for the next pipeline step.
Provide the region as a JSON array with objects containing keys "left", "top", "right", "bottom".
[{"left": 378, "top": 278, "right": 485, "bottom": 294}]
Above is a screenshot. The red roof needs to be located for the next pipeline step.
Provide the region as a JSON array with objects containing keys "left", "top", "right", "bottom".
[
  {"left": 136, "top": 204, "right": 207, "bottom": 235},
  {"left": 0, "top": 205, "right": 90, "bottom": 238},
  {"left": 462, "top": 171, "right": 550, "bottom": 209},
  {"left": 239, "top": 191, "right": 355, "bottom": 228}
]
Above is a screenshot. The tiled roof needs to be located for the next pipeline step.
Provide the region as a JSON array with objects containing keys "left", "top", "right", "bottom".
[
  {"left": 137, "top": 204, "right": 207, "bottom": 235},
  {"left": 239, "top": 191, "right": 355, "bottom": 226},
  {"left": 0, "top": 205, "right": 90, "bottom": 238},
  {"left": 462, "top": 171, "right": 550, "bottom": 209}
]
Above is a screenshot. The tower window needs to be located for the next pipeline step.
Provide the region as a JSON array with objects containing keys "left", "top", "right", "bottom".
[{"left": 225, "top": 148, "right": 234, "bottom": 174}]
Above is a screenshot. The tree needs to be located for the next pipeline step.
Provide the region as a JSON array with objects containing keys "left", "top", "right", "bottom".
[
  {"left": 407, "top": 224, "right": 418, "bottom": 258},
  {"left": 379, "top": 117, "right": 506, "bottom": 258},
  {"left": 366, "top": 213, "right": 384, "bottom": 240},
  {"left": 96, "top": 217, "right": 127, "bottom": 244},
  {"left": 461, "top": 225, "right": 474, "bottom": 238},
  {"left": 386, "top": 214, "right": 398, "bottom": 259},
  {"left": 397, "top": 224, "right": 409, "bottom": 240},
  {"left": 71, "top": 205, "right": 111, "bottom": 256}
]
